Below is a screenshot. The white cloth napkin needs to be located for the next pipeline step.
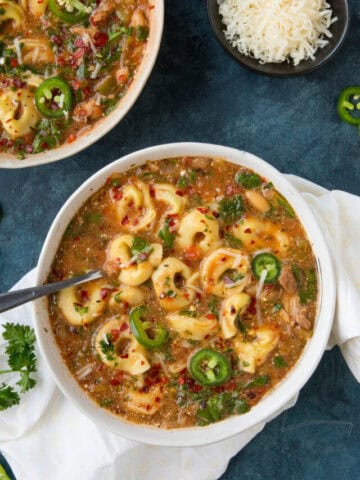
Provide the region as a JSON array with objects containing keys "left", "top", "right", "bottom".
[{"left": 0, "top": 175, "right": 359, "bottom": 480}]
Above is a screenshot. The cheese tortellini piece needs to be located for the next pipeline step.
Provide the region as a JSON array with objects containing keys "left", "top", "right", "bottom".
[
  {"left": 167, "top": 312, "right": 218, "bottom": 340},
  {"left": 231, "top": 217, "right": 289, "bottom": 255},
  {"left": 125, "top": 384, "right": 162, "bottom": 415},
  {"left": 0, "top": 88, "right": 39, "bottom": 139},
  {"left": 152, "top": 257, "right": 196, "bottom": 311},
  {"left": 58, "top": 280, "right": 109, "bottom": 325},
  {"left": 153, "top": 183, "right": 188, "bottom": 215},
  {"left": 21, "top": 38, "right": 54, "bottom": 64},
  {"left": 234, "top": 325, "right": 280, "bottom": 373},
  {"left": 27, "top": 0, "right": 48, "bottom": 17},
  {"left": 106, "top": 234, "right": 163, "bottom": 286},
  {"left": 176, "top": 208, "right": 222, "bottom": 255},
  {"left": 200, "top": 248, "right": 250, "bottom": 298},
  {"left": 220, "top": 292, "right": 251, "bottom": 339},
  {"left": 95, "top": 318, "right": 150, "bottom": 375},
  {"left": 111, "top": 179, "right": 156, "bottom": 232},
  {"left": 108, "top": 285, "right": 145, "bottom": 309},
  {"left": 0, "top": 1, "right": 25, "bottom": 31}
]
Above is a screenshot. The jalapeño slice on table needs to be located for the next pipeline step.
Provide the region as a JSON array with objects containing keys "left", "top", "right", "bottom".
[
  {"left": 337, "top": 86, "right": 360, "bottom": 126},
  {"left": 129, "top": 305, "right": 168, "bottom": 350},
  {"left": 35, "top": 77, "right": 73, "bottom": 118},
  {"left": 189, "top": 349, "right": 232, "bottom": 387},
  {"left": 48, "top": 0, "right": 91, "bottom": 24},
  {"left": 251, "top": 252, "right": 281, "bottom": 283}
]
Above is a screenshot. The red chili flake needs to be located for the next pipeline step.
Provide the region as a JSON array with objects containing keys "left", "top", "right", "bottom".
[
  {"left": 161, "top": 376, "right": 168, "bottom": 384},
  {"left": 10, "top": 58, "right": 18, "bottom": 68},
  {"left": 155, "top": 397, "right": 161, "bottom": 402},
  {"left": 112, "top": 187, "right": 123, "bottom": 200},
  {"left": 79, "top": 289, "right": 89, "bottom": 302},
  {"left": 244, "top": 228, "right": 252, "bottom": 233},
  {"left": 121, "top": 215, "right": 129, "bottom": 225},
  {"left": 178, "top": 376, "right": 185, "bottom": 385},
  {"left": 120, "top": 354, "right": 129, "bottom": 359},
  {"left": 83, "top": 86, "right": 91, "bottom": 97},
  {"left": 206, "top": 313, "right": 216, "bottom": 320},
  {"left": 197, "top": 207, "right": 209, "bottom": 214},
  {"left": 230, "top": 305, "right": 236, "bottom": 315},
  {"left": 149, "top": 185, "right": 155, "bottom": 197},
  {"left": 141, "top": 361, "right": 145, "bottom": 365},
  {"left": 51, "top": 34, "right": 62, "bottom": 45},
  {"left": 97, "top": 363, "right": 104, "bottom": 371},
  {"left": 93, "top": 31, "right": 109, "bottom": 48},
  {"left": 110, "top": 329, "right": 120, "bottom": 342},
  {"left": 250, "top": 240, "right": 255, "bottom": 245},
  {"left": 149, "top": 4, "right": 154, "bottom": 9},
  {"left": 184, "top": 292, "right": 190, "bottom": 300},
  {"left": 67, "top": 134, "right": 76, "bottom": 144},
  {"left": 109, "top": 378, "right": 120, "bottom": 386},
  {"left": 100, "top": 288, "right": 109, "bottom": 300},
  {"left": 146, "top": 405, "right": 151, "bottom": 411},
  {"left": 57, "top": 55, "right": 65, "bottom": 66},
  {"left": 175, "top": 190, "right": 184, "bottom": 196},
  {"left": 120, "top": 322, "right": 129, "bottom": 332}
]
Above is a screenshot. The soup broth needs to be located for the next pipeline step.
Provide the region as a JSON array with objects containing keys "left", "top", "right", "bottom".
[{"left": 48, "top": 156, "right": 317, "bottom": 428}]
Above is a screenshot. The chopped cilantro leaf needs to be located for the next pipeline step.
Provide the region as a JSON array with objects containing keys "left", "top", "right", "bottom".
[
  {"left": 273, "top": 356, "right": 288, "bottom": 368},
  {"left": 218, "top": 195, "right": 244, "bottom": 225},
  {"left": 158, "top": 218, "right": 175, "bottom": 249},
  {"left": 235, "top": 172, "right": 262, "bottom": 189}
]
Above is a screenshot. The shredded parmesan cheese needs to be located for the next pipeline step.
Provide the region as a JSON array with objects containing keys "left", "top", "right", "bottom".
[
  {"left": 13, "top": 38, "right": 23, "bottom": 65},
  {"left": 91, "top": 62, "right": 102, "bottom": 79},
  {"left": 218, "top": 0, "right": 337, "bottom": 65},
  {"left": 256, "top": 268, "right": 268, "bottom": 300}
]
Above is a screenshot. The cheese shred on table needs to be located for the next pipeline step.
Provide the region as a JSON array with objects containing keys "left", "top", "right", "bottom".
[{"left": 218, "top": 0, "right": 337, "bottom": 65}]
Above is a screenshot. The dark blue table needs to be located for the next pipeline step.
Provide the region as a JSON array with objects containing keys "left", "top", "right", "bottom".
[{"left": 0, "top": 1, "right": 359, "bottom": 478}]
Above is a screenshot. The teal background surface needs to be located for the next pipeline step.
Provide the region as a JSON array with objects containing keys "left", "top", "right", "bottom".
[{"left": 0, "top": 0, "right": 359, "bottom": 478}]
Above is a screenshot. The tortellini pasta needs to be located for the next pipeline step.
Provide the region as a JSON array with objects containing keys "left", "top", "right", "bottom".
[
  {"left": 233, "top": 325, "right": 280, "bottom": 373},
  {"left": 106, "top": 234, "right": 163, "bottom": 286},
  {"left": 27, "top": 0, "right": 48, "bottom": 17},
  {"left": 231, "top": 217, "right": 289, "bottom": 255},
  {"left": 108, "top": 285, "right": 145, "bottom": 309},
  {"left": 0, "top": 1, "right": 25, "bottom": 32},
  {"left": 58, "top": 280, "right": 108, "bottom": 325},
  {"left": 21, "top": 38, "right": 54, "bottom": 64},
  {"left": 0, "top": 88, "right": 39, "bottom": 139},
  {"left": 152, "top": 257, "right": 196, "bottom": 311},
  {"left": 111, "top": 179, "right": 156, "bottom": 232},
  {"left": 153, "top": 183, "right": 188, "bottom": 215},
  {"left": 167, "top": 312, "right": 218, "bottom": 340},
  {"left": 200, "top": 248, "right": 250, "bottom": 298},
  {"left": 95, "top": 318, "right": 150, "bottom": 375},
  {"left": 176, "top": 208, "right": 222, "bottom": 255},
  {"left": 125, "top": 385, "right": 162, "bottom": 415},
  {"left": 219, "top": 292, "right": 251, "bottom": 339}
]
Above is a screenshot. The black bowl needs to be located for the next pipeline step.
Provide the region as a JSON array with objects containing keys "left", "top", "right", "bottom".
[{"left": 207, "top": 0, "right": 351, "bottom": 77}]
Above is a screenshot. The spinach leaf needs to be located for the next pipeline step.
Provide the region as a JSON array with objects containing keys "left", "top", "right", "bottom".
[{"left": 218, "top": 195, "right": 244, "bottom": 225}]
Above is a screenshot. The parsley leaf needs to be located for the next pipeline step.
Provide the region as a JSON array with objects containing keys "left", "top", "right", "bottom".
[
  {"left": 224, "top": 233, "right": 242, "bottom": 249},
  {"left": 158, "top": 218, "right": 175, "bottom": 249},
  {"left": 235, "top": 172, "right": 262, "bottom": 189},
  {"left": 0, "top": 323, "right": 37, "bottom": 410},
  {"left": 208, "top": 296, "right": 219, "bottom": 319},
  {"left": 99, "top": 334, "right": 115, "bottom": 361},
  {"left": 218, "top": 195, "right": 244, "bottom": 225},
  {"left": 245, "top": 375, "right": 270, "bottom": 388},
  {"left": 0, "top": 384, "right": 20, "bottom": 411},
  {"left": 273, "top": 356, "right": 288, "bottom": 368},
  {"left": 196, "top": 392, "right": 249, "bottom": 425},
  {"left": 131, "top": 237, "right": 153, "bottom": 260}
]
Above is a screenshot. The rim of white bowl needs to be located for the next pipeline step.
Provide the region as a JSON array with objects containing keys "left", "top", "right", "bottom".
[
  {"left": 0, "top": 1, "right": 164, "bottom": 169},
  {"left": 34, "top": 142, "right": 336, "bottom": 447}
]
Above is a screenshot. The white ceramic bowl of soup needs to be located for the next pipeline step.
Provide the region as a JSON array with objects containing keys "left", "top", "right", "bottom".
[
  {"left": 0, "top": 0, "right": 164, "bottom": 169},
  {"left": 34, "top": 142, "right": 336, "bottom": 446}
]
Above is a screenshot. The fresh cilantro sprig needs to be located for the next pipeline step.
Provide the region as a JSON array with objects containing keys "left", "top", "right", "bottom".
[{"left": 0, "top": 323, "right": 37, "bottom": 410}]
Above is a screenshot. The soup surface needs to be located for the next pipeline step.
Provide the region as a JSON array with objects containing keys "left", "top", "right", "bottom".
[
  {"left": 0, "top": 0, "right": 150, "bottom": 159},
  {"left": 48, "top": 156, "right": 318, "bottom": 428}
]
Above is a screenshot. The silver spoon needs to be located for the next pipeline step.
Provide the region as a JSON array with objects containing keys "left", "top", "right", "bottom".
[{"left": 0, "top": 270, "right": 103, "bottom": 314}]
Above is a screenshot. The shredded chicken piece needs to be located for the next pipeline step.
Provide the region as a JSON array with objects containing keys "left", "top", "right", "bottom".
[
  {"left": 73, "top": 99, "right": 103, "bottom": 123},
  {"left": 91, "top": 0, "right": 116, "bottom": 25},
  {"left": 281, "top": 292, "right": 311, "bottom": 330},
  {"left": 279, "top": 264, "right": 298, "bottom": 294}
]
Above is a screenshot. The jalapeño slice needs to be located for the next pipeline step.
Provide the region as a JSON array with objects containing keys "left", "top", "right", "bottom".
[
  {"left": 129, "top": 306, "right": 168, "bottom": 350},
  {"left": 189, "top": 349, "right": 232, "bottom": 387},
  {"left": 48, "top": 0, "right": 90, "bottom": 24},
  {"left": 35, "top": 77, "right": 73, "bottom": 118},
  {"left": 337, "top": 86, "right": 360, "bottom": 126},
  {"left": 251, "top": 252, "right": 281, "bottom": 284}
]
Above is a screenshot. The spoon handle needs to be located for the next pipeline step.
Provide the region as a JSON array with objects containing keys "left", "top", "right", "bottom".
[{"left": 0, "top": 270, "right": 103, "bottom": 314}]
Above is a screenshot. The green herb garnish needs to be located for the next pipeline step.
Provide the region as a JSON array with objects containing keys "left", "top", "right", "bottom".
[
  {"left": 99, "top": 334, "right": 115, "bottom": 361},
  {"left": 218, "top": 195, "right": 244, "bottom": 225},
  {"left": 196, "top": 392, "right": 249, "bottom": 425},
  {"left": 273, "top": 356, "right": 288, "bottom": 368},
  {"left": 235, "top": 172, "right": 262, "bottom": 189},
  {"left": 158, "top": 218, "right": 175, "bottom": 249},
  {"left": 224, "top": 232, "right": 242, "bottom": 249},
  {"left": 0, "top": 323, "right": 37, "bottom": 410},
  {"left": 246, "top": 375, "right": 270, "bottom": 388}
]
